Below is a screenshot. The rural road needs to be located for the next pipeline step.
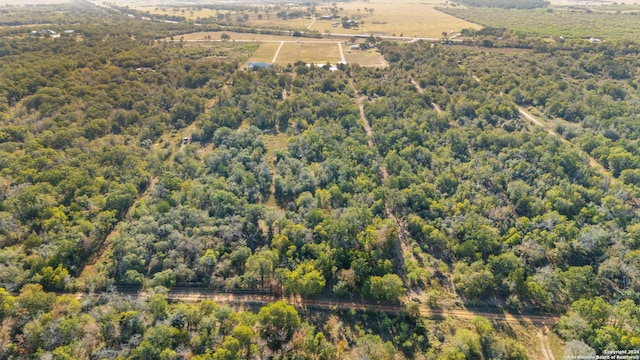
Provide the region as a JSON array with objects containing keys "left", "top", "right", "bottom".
[
  {"left": 306, "top": 17, "right": 316, "bottom": 30},
  {"left": 338, "top": 42, "right": 347, "bottom": 64},
  {"left": 111, "top": 287, "right": 558, "bottom": 327}
]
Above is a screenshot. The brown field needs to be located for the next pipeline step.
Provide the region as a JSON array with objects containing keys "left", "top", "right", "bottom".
[
  {"left": 248, "top": 42, "right": 281, "bottom": 63},
  {"left": 274, "top": 42, "right": 342, "bottom": 66},
  {"left": 171, "top": 32, "right": 385, "bottom": 67},
  {"left": 311, "top": 0, "right": 481, "bottom": 38},
  {"left": 344, "top": 48, "right": 388, "bottom": 68},
  {"left": 107, "top": 0, "right": 480, "bottom": 38}
]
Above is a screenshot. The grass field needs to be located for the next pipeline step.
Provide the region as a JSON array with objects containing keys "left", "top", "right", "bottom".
[
  {"left": 310, "top": 1, "right": 481, "bottom": 38},
  {"left": 248, "top": 42, "right": 281, "bottom": 63},
  {"left": 344, "top": 48, "right": 388, "bottom": 68},
  {"left": 107, "top": 0, "right": 481, "bottom": 38},
  {"left": 171, "top": 31, "right": 387, "bottom": 67},
  {"left": 274, "top": 42, "right": 342, "bottom": 66},
  {"left": 180, "top": 41, "right": 259, "bottom": 64}
]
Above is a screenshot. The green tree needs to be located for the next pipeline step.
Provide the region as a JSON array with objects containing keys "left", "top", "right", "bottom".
[
  {"left": 0, "top": 287, "right": 16, "bottom": 321},
  {"left": 149, "top": 293, "right": 169, "bottom": 321},
  {"left": 245, "top": 249, "right": 279, "bottom": 291},
  {"left": 281, "top": 262, "right": 326, "bottom": 298},
  {"left": 258, "top": 300, "right": 301, "bottom": 352},
  {"left": 367, "top": 274, "right": 405, "bottom": 302},
  {"left": 17, "top": 284, "right": 55, "bottom": 316}
]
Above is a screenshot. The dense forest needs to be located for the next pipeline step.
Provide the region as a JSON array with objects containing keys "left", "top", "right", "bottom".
[{"left": 0, "top": 1, "right": 639, "bottom": 359}]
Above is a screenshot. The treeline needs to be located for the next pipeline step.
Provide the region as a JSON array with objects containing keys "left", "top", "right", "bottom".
[{"left": 456, "top": 0, "right": 549, "bottom": 9}]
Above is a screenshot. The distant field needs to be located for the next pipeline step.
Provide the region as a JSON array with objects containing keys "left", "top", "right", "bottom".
[
  {"left": 105, "top": 0, "right": 481, "bottom": 38},
  {"left": 439, "top": 6, "right": 640, "bottom": 39},
  {"left": 310, "top": 1, "right": 481, "bottom": 38},
  {"left": 0, "top": 0, "right": 71, "bottom": 4}
]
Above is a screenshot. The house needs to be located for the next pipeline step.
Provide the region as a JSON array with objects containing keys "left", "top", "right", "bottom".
[
  {"left": 248, "top": 62, "right": 273, "bottom": 71},
  {"left": 351, "top": 45, "right": 359, "bottom": 50},
  {"left": 320, "top": 15, "right": 333, "bottom": 20}
]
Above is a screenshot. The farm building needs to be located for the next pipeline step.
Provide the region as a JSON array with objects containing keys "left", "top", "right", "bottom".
[{"left": 248, "top": 62, "right": 273, "bottom": 71}]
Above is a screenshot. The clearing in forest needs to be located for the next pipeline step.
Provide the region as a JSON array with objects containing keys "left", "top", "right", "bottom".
[
  {"left": 344, "top": 48, "right": 388, "bottom": 68},
  {"left": 273, "top": 42, "right": 342, "bottom": 66},
  {"left": 247, "top": 42, "right": 282, "bottom": 63}
]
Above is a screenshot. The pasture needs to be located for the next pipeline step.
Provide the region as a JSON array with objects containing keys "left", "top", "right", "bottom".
[
  {"left": 344, "top": 48, "right": 389, "bottom": 68},
  {"left": 247, "top": 41, "right": 281, "bottom": 63},
  {"left": 168, "top": 31, "right": 387, "bottom": 67},
  {"left": 310, "top": 1, "right": 481, "bottom": 38},
  {"left": 106, "top": 0, "right": 481, "bottom": 39},
  {"left": 273, "top": 42, "right": 342, "bottom": 66}
]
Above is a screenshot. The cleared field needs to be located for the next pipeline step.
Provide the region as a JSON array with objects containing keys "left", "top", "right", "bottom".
[
  {"left": 248, "top": 42, "right": 281, "bottom": 63},
  {"left": 310, "top": 0, "right": 481, "bottom": 38},
  {"left": 274, "top": 42, "right": 342, "bottom": 66},
  {"left": 172, "top": 32, "right": 384, "bottom": 67},
  {"left": 344, "top": 48, "right": 388, "bottom": 68},
  {"left": 180, "top": 41, "right": 260, "bottom": 63},
  {"left": 109, "top": 0, "right": 480, "bottom": 38}
]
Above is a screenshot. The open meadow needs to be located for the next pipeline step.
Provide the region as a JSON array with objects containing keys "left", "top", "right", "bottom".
[
  {"left": 309, "top": 0, "right": 481, "bottom": 38},
  {"left": 105, "top": 0, "right": 481, "bottom": 38},
  {"left": 169, "top": 31, "right": 387, "bottom": 67}
]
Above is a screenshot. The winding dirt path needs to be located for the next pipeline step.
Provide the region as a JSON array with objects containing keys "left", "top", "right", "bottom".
[
  {"left": 518, "top": 107, "right": 614, "bottom": 185},
  {"left": 471, "top": 72, "right": 613, "bottom": 185},
  {"left": 348, "top": 78, "right": 417, "bottom": 286},
  {"left": 410, "top": 77, "right": 443, "bottom": 114}
]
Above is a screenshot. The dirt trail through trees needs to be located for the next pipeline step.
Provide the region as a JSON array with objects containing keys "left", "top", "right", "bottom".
[
  {"left": 109, "top": 287, "right": 559, "bottom": 328},
  {"left": 410, "top": 77, "right": 443, "bottom": 114},
  {"left": 349, "top": 78, "right": 420, "bottom": 288},
  {"left": 518, "top": 107, "right": 614, "bottom": 185},
  {"left": 470, "top": 72, "right": 614, "bottom": 185}
]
